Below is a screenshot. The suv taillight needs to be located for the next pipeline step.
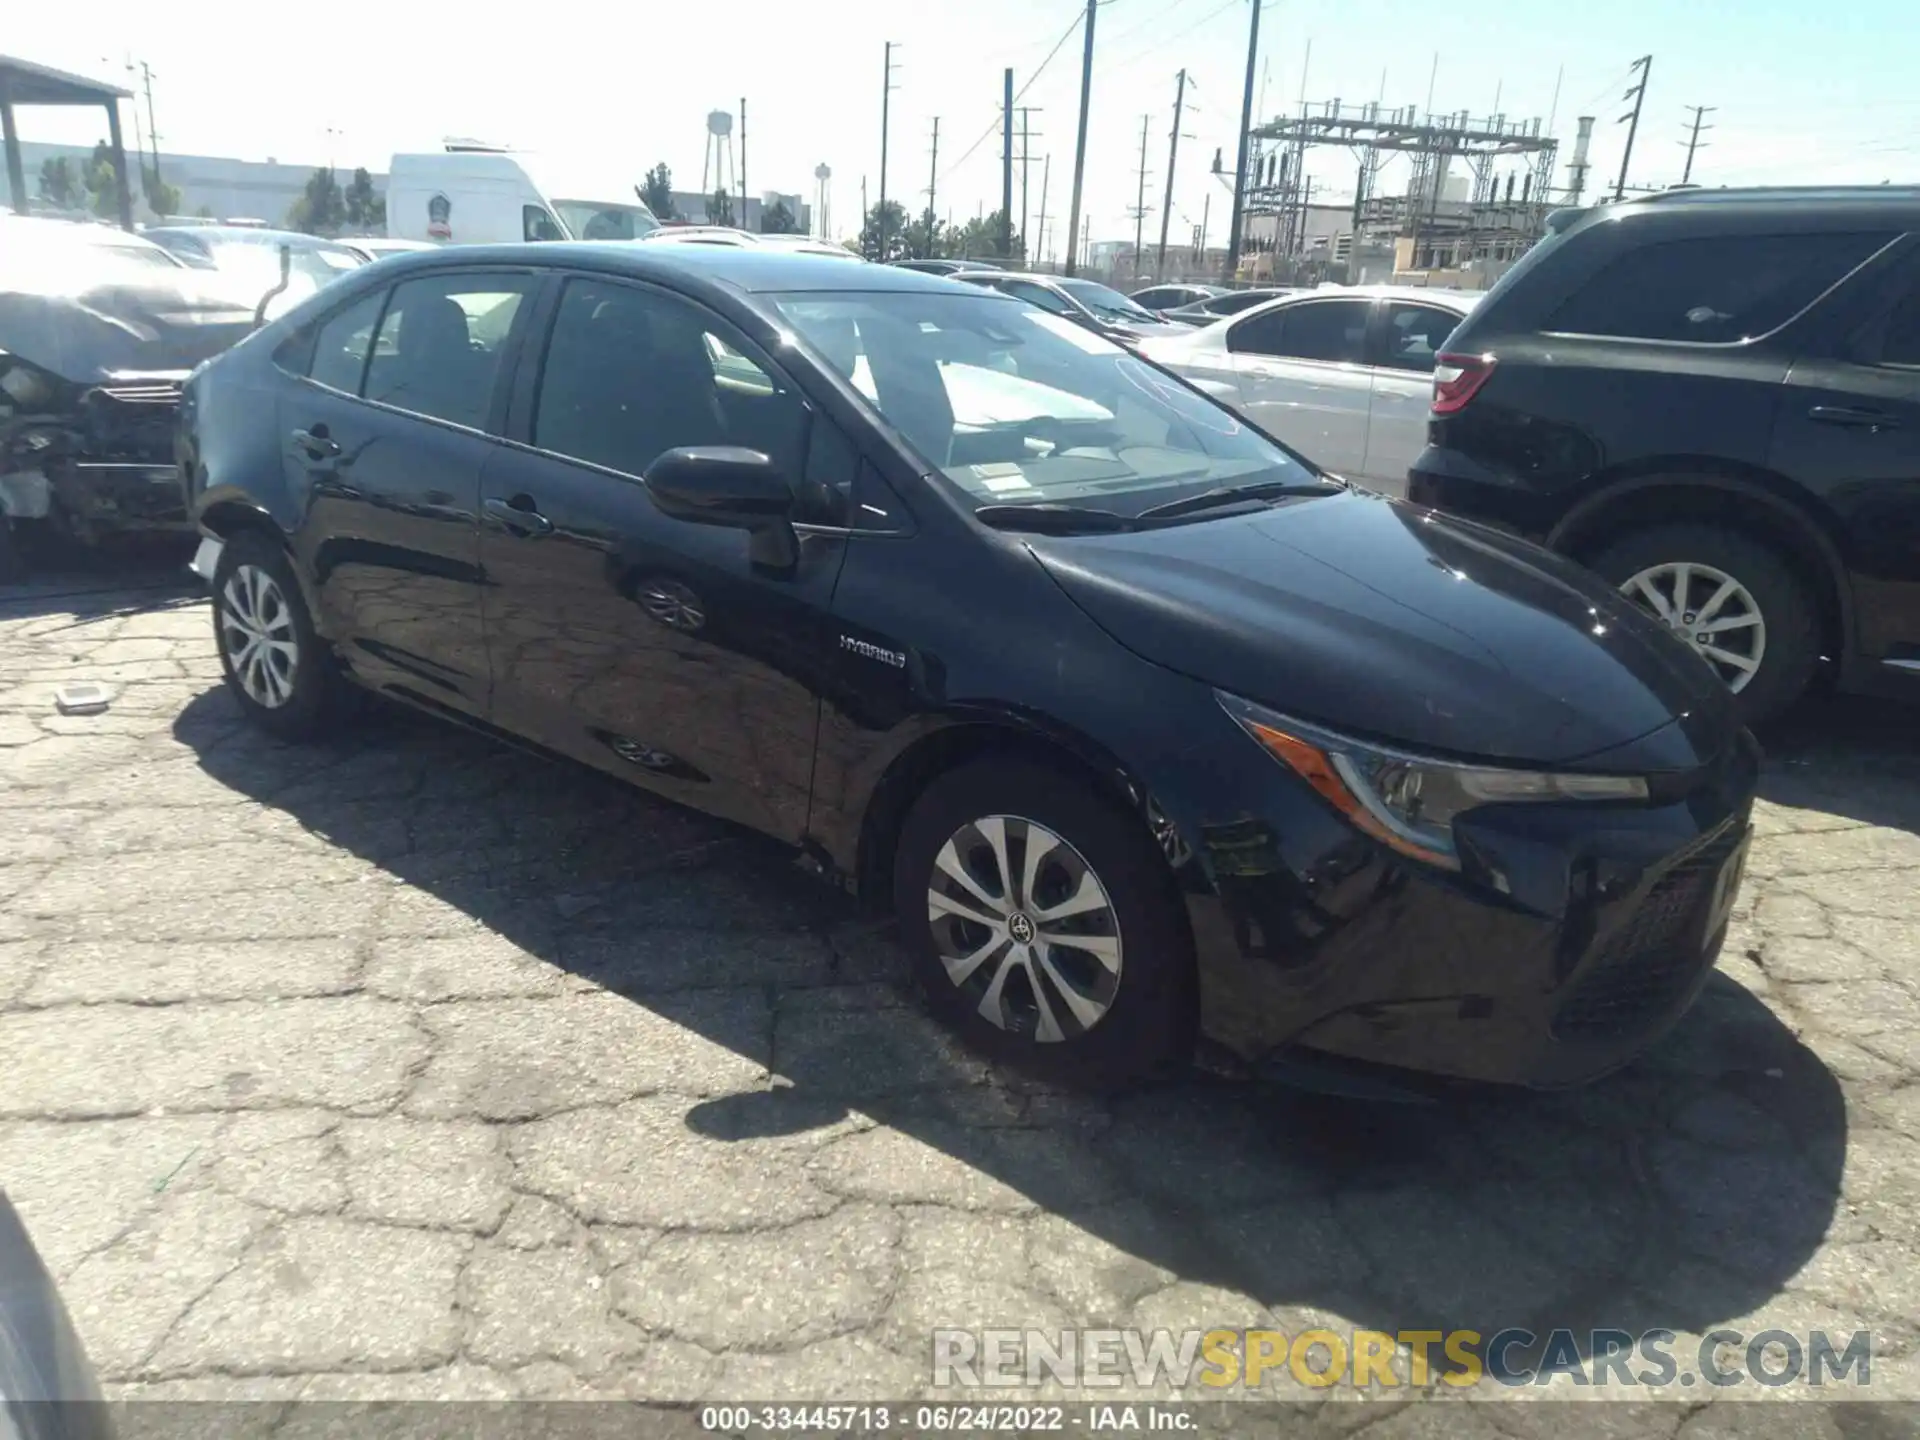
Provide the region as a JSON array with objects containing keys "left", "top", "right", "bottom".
[{"left": 1431, "top": 352, "right": 1495, "bottom": 415}]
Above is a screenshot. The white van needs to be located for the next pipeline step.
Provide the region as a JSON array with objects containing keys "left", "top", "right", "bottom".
[{"left": 385, "top": 145, "right": 661, "bottom": 246}]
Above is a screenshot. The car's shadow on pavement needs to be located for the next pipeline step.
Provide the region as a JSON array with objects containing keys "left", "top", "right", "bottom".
[
  {"left": 1756, "top": 692, "right": 1920, "bottom": 834},
  {"left": 172, "top": 686, "right": 1848, "bottom": 1378},
  {"left": 0, "top": 537, "right": 198, "bottom": 625}
]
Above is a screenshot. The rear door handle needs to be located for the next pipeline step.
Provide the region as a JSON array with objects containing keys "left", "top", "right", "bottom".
[
  {"left": 1808, "top": 404, "right": 1899, "bottom": 430},
  {"left": 484, "top": 495, "right": 554, "bottom": 536},
  {"left": 291, "top": 427, "right": 341, "bottom": 458}
]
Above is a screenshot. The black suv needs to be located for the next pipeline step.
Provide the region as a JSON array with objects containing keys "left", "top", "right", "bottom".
[{"left": 1409, "top": 187, "right": 1920, "bottom": 724}]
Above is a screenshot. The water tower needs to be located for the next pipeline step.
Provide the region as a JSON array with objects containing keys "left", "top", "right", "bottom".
[
  {"left": 813, "top": 163, "right": 832, "bottom": 240},
  {"left": 702, "top": 110, "right": 736, "bottom": 208}
]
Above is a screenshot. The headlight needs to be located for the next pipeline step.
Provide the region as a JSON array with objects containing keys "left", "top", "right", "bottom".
[{"left": 1216, "top": 691, "right": 1649, "bottom": 871}]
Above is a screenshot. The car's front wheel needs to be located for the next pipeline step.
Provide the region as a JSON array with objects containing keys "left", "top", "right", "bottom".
[
  {"left": 211, "top": 530, "right": 352, "bottom": 741},
  {"left": 892, "top": 758, "right": 1195, "bottom": 1090},
  {"left": 1590, "top": 523, "right": 1821, "bottom": 727}
]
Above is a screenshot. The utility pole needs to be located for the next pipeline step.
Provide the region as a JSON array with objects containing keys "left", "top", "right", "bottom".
[
  {"left": 140, "top": 62, "right": 161, "bottom": 187},
  {"left": 1614, "top": 55, "right": 1652, "bottom": 201},
  {"left": 1131, "top": 114, "right": 1152, "bottom": 279},
  {"left": 1001, "top": 69, "right": 1016, "bottom": 258},
  {"left": 1224, "top": 0, "right": 1263, "bottom": 283},
  {"left": 1064, "top": 0, "right": 1097, "bottom": 275},
  {"left": 860, "top": 175, "right": 869, "bottom": 254},
  {"left": 739, "top": 98, "right": 748, "bottom": 227},
  {"left": 1156, "top": 69, "right": 1189, "bottom": 281},
  {"left": 924, "top": 118, "right": 940, "bottom": 256},
  {"left": 1017, "top": 108, "right": 1042, "bottom": 258},
  {"left": 1035, "top": 154, "right": 1051, "bottom": 266},
  {"left": 1679, "top": 103, "right": 1715, "bottom": 185},
  {"left": 879, "top": 42, "right": 900, "bottom": 256}
]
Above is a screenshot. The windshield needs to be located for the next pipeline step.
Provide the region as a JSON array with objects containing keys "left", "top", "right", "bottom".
[
  {"left": 553, "top": 200, "right": 661, "bottom": 241},
  {"left": 206, "top": 238, "right": 364, "bottom": 289},
  {"left": 1058, "top": 279, "right": 1157, "bottom": 324},
  {"left": 769, "top": 289, "right": 1315, "bottom": 517}
]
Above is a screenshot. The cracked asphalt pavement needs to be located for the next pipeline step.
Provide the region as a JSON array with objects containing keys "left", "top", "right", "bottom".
[{"left": 3, "top": 568, "right": 1918, "bottom": 1432}]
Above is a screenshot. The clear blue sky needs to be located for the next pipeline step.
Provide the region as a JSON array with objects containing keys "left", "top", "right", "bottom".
[{"left": 12, "top": 0, "right": 1918, "bottom": 253}]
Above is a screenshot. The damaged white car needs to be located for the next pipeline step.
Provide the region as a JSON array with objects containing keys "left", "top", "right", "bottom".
[{"left": 0, "top": 217, "right": 257, "bottom": 579}]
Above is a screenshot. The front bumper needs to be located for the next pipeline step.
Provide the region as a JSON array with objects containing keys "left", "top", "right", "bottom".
[{"left": 1179, "top": 728, "right": 1760, "bottom": 1089}]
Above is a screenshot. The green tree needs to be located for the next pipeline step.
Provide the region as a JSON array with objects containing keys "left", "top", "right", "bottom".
[
  {"left": 141, "top": 168, "right": 181, "bottom": 219},
  {"left": 947, "top": 210, "right": 1023, "bottom": 263},
  {"left": 858, "top": 199, "right": 909, "bottom": 260},
  {"left": 640, "top": 163, "right": 677, "bottom": 221},
  {"left": 706, "top": 186, "right": 735, "bottom": 227},
  {"left": 901, "top": 210, "right": 942, "bottom": 259},
  {"left": 36, "top": 156, "right": 79, "bottom": 209},
  {"left": 343, "top": 168, "right": 384, "bottom": 231},
  {"left": 194, "top": 204, "right": 216, "bottom": 220},
  {"left": 286, "top": 166, "right": 346, "bottom": 235},
  {"left": 759, "top": 198, "right": 798, "bottom": 234},
  {"left": 82, "top": 141, "right": 121, "bottom": 219}
]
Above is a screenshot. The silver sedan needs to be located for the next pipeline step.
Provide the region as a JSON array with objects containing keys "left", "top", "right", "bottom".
[{"left": 1137, "top": 285, "right": 1479, "bottom": 495}]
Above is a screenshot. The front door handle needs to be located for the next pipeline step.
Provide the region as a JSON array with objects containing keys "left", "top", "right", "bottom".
[
  {"left": 1809, "top": 404, "right": 1899, "bottom": 430},
  {"left": 291, "top": 427, "right": 341, "bottom": 458},
  {"left": 484, "top": 495, "right": 554, "bottom": 536}
]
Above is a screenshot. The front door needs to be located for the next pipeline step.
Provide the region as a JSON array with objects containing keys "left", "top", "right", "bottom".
[
  {"left": 1219, "top": 297, "right": 1375, "bottom": 477},
  {"left": 479, "top": 273, "right": 849, "bottom": 841},
  {"left": 1769, "top": 250, "right": 1920, "bottom": 668},
  {"left": 1363, "top": 300, "right": 1469, "bottom": 497},
  {"left": 277, "top": 268, "right": 536, "bottom": 715}
]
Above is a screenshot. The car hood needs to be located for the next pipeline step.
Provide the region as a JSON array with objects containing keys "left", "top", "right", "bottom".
[
  {"left": 0, "top": 273, "right": 258, "bottom": 385},
  {"left": 1026, "top": 488, "right": 1736, "bottom": 767}
]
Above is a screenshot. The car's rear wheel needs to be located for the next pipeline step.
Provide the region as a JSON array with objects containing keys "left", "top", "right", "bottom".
[
  {"left": 1589, "top": 523, "right": 1820, "bottom": 727},
  {"left": 211, "top": 530, "right": 353, "bottom": 741},
  {"left": 892, "top": 758, "right": 1195, "bottom": 1090}
]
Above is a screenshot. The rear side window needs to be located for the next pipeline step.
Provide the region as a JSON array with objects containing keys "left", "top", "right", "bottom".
[
  {"left": 523, "top": 206, "right": 565, "bottom": 242},
  {"left": 1379, "top": 303, "right": 1464, "bottom": 373},
  {"left": 363, "top": 274, "right": 532, "bottom": 430},
  {"left": 304, "top": 289, "right": 388, "bottom": 394},
  {"left": 1545, "top": 232, "right": 1894, "bottom": 344},
  {"left": 1229, "top": 300, "right": 1370, "bottom": 364}
]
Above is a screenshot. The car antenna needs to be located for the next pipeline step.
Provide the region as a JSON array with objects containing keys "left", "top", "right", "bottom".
[{"left": 254, "top": 243, "right": 293, "bottom": 328}]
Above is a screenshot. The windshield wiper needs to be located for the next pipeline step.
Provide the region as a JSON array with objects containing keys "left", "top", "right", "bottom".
[
  {"left": 1135, "top": 477, "right": 1343, "bottom": 521},
  {"left": 974, "top": 503, "right": 1136, "bottom": 534}
]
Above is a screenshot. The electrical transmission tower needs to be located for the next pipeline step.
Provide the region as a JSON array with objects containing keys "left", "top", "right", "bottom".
[
  {"left": 1614, "top": 55, "right": 1653, "bottom": 201},
  {"left": 1680, "top": 104, "right": 1715, "bottom": 185}
]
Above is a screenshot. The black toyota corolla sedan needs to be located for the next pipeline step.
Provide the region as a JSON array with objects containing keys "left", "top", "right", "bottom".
[{"left": 177, "top": 243, "right": 1758, "bottom": 1092}]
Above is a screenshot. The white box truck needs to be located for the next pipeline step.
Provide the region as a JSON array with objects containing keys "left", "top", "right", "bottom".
[{"left": 385, "top": 144, "right": 661, "bottom": 245}]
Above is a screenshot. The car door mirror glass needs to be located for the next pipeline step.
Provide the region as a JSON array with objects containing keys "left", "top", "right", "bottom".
[{"left": 645, "top": 446, "right": 798, "bottom": 571}]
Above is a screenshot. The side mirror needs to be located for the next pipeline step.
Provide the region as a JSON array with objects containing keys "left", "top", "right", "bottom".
[{"left": 643, "top": 446, "right": 797, "bottom": 571}]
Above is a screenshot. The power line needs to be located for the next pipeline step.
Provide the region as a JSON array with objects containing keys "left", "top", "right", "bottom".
[
  {"left": 938, "top": 9, "right": 1083, "bottom": 184},
  {"left": 1100, "top": 0, "right": 1244, "bottom": 77}
]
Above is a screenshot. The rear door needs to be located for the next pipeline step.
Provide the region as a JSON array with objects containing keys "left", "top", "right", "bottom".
[
  {"left": 1365, "top": 299, "right": 1469, "bottom": 495},
  {"left": 1768, "top": 242, "right": 1920, "bottom": 667},
  {"left": 275, "top": 267, "right": 536, "bottom": 715},
  {"left": 1219, "top": 297, "right": 1375, "bottom": 475}
]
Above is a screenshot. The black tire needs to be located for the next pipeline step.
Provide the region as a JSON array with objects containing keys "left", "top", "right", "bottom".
[
  {"left": 1588, "top": 522, "right": 1821, "bottom": 728},
  {"left": 210, "top": 529, "right": 354, "bottom": 741},
  {"left": 892, "top": 758, "right": 1196, "bottom": 1090}
]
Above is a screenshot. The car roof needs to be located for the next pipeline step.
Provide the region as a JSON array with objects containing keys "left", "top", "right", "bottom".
[
  {"left": 347, "top": 240, "right": 975, "bottom": 296},
  {"left": 147, "top": 225, "right": 353, "bottom": 248}
]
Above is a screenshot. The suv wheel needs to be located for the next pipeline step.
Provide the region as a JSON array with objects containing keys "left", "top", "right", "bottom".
[
  {"left": 211, "top": 530, "right": 354, "bottom": 741},
  {"left": 1589, "top": 523, "right": 1820, "bottom": 726},
  {"left": 893, "top": 759, "right": 1195, "bottom": 1090}
]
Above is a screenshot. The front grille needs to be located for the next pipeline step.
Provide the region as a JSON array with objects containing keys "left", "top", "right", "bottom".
[
  {"left": 1552, "top": 822, "right": 1743, "bottom": 1041},
  {"left": 83, "top": 381, "right": 183, "bottom": 462},
  {"left": 95, "top": 380, "right": 184, "bottom": 407}
]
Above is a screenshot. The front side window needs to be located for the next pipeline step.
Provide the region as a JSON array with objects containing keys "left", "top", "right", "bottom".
[
  {"left": 1545, "top": 232, "right": 1895, "bottom": 343},
  {"left": 1379, "top": 304, "right": 1465, "bottom": 373},
  {"left": 363, "top": 273, "right": 531, "bottom": 429},
  {"left": 531, "top": 277, "right": 808, "bottom": 483},
  {"left": 523, "top": 205, "right": 565, "bottom": 242},
  {"left": 769, "top": 289, "right": 1315, "bottom": 519},
  {"left": 1229, "top": 300, "right": 1370, "bottom": 364}
]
